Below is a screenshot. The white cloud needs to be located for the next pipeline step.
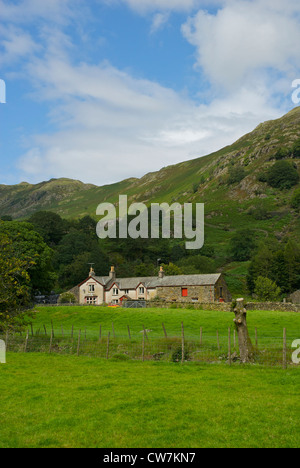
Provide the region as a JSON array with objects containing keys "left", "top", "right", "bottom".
[
  {"left": 182, "top": 0, "right": 300, "bottom": 90},
  {"left": 17, "top": 55, "right": 281, "bottom": 185},
  {"left": 105, "top": 0, "right": 224, "bottom": 14}
]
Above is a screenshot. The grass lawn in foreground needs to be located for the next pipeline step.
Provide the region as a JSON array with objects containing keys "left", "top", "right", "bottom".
[{"left": 0, "top": 353, "right": 299, "bottom": 448}]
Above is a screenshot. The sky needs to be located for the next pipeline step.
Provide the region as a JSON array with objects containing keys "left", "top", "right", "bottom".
[{"left": 0, "top": 0, "right": 300, "bottom": 186}]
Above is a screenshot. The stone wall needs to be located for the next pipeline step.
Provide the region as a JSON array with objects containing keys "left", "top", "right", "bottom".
[
  {"left": 156, "top": 285, "right": 215, "bottom": 303},
  {"left": 246, "top": 302, "right": 300, "bottom": 313}
]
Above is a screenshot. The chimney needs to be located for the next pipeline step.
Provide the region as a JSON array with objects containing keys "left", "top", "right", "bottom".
[
  {"left": 158, "top": 266, "right": 165, "bottom": 279},
  {"left": 109, "top": 266, "right": 116, "bottom": 281},
  {"left": 89, "top": 266, "right": 95, "bottom": 277}
]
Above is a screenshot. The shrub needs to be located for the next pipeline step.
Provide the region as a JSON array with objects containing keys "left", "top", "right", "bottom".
[
  {"left": 59, "top": 292, "right": 77, "bottom": 304},
  {"left": 266, "top": 161, "right": 299, "bottom": 190},
  {"left": 291, "top": 188, "right": 300, "bottom": 209},
  {"left": 274, "top": 147, "right": 291, "bottom": 160},
  {"left": 254, "top": 276, "right": 281, "bottom": 301},
  {"left": 171, "top": 346, "right": 189, "bottom": 363},
  {"left": 292, "top": 139, "right": 300, "bottom": 158},
  {"left": 227, "top": 166, "right": 246, "bottom": 185}
]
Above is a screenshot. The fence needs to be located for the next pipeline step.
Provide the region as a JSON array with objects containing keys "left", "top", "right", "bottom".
[{"left": 1, "top": 324, "right": 296, "bottom": 368}]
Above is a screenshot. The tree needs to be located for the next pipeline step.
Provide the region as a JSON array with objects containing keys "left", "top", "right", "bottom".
[
  {"left": 227, "top": 166, "right": 246, "bottom": 185},
  {"left": 0, "top": 236, "right": 33, "bottom": 332},
  {"left": 266, "top": 161, "right": 299, "bottom": 190},
  {"left": 0, "top": 221, "right": 56, "bottom": 294},
  {"left": 158, "top": 263, "right": 183, "bottom": 276},
  {"left": 28, "top": 211, "right": 65, "bottom": 246},
  {"left": 229, "top": 230, "right": 257, "bottom": 262},
  {"left": 254, "top": 276, "right": 281, "bottom": 301}
]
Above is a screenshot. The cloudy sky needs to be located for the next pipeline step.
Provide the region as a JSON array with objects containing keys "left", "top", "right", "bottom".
[{"left": 0, "top": 0, "right": 300, "bottom": 186}]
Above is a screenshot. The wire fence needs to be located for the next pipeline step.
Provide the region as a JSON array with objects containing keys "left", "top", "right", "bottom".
[{"left": 1, "top": 324, "right": 296, "bottom": 368}]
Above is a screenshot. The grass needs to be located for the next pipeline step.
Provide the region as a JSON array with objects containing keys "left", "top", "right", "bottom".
[
  {"left": 31, "top": 306, "right": 300, "bottom": 345},
  {"left": 0, "top": 353, "right": 299, "bottom": 448}
]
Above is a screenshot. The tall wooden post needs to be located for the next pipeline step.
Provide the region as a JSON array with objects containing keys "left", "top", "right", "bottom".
[
  {"left": 228, "top": 328, "right": 232, "bottom": 366},
  {"left": 77, "top": 330, "right": 81, "bottom": 356},
  {"left": 106, "top": 332, "right": 110, "bottom": 360},
  {"left": 233, "top": 299, "right": 254, "bottom": 363}
]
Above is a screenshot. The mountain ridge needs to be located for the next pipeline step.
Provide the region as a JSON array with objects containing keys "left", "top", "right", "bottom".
[{"left": 1, "top": 107, "right": 300, "bottom": 222}]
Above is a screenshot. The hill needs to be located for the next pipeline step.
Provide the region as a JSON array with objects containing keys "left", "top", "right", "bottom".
[{"left": 1, "top": 107, "right": 300, "bottom": 221}]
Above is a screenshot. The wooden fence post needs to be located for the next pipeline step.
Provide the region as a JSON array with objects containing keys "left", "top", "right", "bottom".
[
  {"left": 127, "top": 325, "right": 131, "bottom": 340},
  {"left": 181, "top": 322, "right": 185, "bottom": 364},
  {"left": 77, "top": 330, "right": 81, "bottom": 356},
  {"left": 24, "top": 330, "right": 29, "bottom": 353},
  {"left": 255, "top": 328, "right": 258, "bottom": 347},
  {"left": 61, "top": 326, "right": 64, "bottom": 338},
  {"left": 51, "top": 320, "right": 54, "bottom": 338},
  {"left": 5, "top": 330, "right": 9, "bottom": 352},
  {"left": 283, "top": 328, "right": 287, "bottom": 370},
  {"left": 99, "top": 325, "right": 102, "bottom": 342},
  {"left": 49, "top": 330, "right": 53, "bottom": 354},
  {"left": 228, "top": 328, "right": 232, "bottom": 366},
  {"left": 234, "top": 329, "right": 236, "bottom": 348},
  {"left": 106, "top": 332, "right": 110, "bottom": 360},
  {"left": 162, "top": 323, "right": 167, "bottom": 338},
  {"left": 142, "top": 330, "right": 145, "bottom": 362},
  {"left": 71, "top": 325, "right": 74, "bottom": 340},
  {"left": 112, "top": 322, "right": 116, "bottom": 339},
  {"left": 30, "top": 323, "right": 34, "bottom": 337},
  {"left": 43, "top": 325, "right": 47, "bottom": 336},
  {"left": 143, "top": 325, "right": 149, "bottom": 341}
]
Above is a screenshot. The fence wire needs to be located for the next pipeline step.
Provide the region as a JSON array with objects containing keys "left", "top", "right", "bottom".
[{"left": 0, "top": 328, "right": 296, "bottom": 368}]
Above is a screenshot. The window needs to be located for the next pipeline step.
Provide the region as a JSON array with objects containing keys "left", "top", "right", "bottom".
[
  {"left": 89, "top": 284, "right": 95, "bottom": 293},
  {"left": 86, "top": 296, "right": 97, "bottom": 305},
  {"left": 124, "top": 290, "right": 130, "bottom": 295},
  {"left": 192, "top": 298, "right": 198, "bottom": 303},
  {"left": 139, "top": 287, "right": 145, "bottom": 294},
  {"left": 182, "top": 288, "right": 188, "bottom": 297},
  {"left": 113, "top": 288, "right": 119, "bottom": 296}
]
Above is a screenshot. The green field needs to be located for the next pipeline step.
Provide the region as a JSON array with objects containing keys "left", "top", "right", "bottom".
[
  {"left": 0, "top": 354, "right": 299, "bottom": 448},
  {"left": 1, "top": 306, "right": 299, "bottom": 448},
  {"left": 31, "top": 306, "right": 300, "bottom": 344}
]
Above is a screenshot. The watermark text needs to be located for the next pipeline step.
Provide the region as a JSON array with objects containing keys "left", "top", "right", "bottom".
[
  {"left": 0, "top": 340, "right": 6, "bottom": 364},
  {"left": 292, "top": 339, "right": 300, "bottom": 365},
  {"left": 96, "top": 196, "right": 204, "bottom": 250},
  {"left": 0, "top": 79, "right": 6, "bottom": 104},
  {"left": 292, "top": 79, "right": 300, "bottom": 105}
]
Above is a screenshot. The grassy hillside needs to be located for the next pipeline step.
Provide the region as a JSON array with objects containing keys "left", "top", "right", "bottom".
[{"left": 1, "top": 107, "right": 300, "bottom": 223}]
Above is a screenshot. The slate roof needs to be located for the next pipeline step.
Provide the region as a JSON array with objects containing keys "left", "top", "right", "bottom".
[{"left": 93, "top": 274, "right": 222, "bottom": 291}]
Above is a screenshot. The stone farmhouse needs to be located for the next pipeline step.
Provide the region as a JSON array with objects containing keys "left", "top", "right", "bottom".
[{"left": 69, "top": 266, "right": 231, "bottom": 305}]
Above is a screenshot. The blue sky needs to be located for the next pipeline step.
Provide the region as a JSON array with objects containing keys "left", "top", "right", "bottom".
[{"left": 0, "top": 0, "right": 300, "bottom": 186}]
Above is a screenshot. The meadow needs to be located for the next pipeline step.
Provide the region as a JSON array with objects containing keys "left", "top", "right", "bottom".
[
  {"left": 1, "top": 306, "right": 299, "bottom": 448},
  {"left": 0, "top": 354, "right": 299, "bottom": 448}
]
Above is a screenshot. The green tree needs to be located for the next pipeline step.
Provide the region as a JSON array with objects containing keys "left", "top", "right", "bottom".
[
  {"left": 266, "top": 161, "right": 299, "bottom": 190},
  {"left": 0, "top": 236, "right": 34, "bottom": 332},
  {"left": 254, "top": 276, "right": 281, "bottom": 301},
  {"left": 229, "top": 230, "right": 257, "bottom": 261},
  {"left": 292, "top": 139, "right": 300, "bottom": 158},
  {"left": 0, "top": 221, "right": 56, "bottom": 294},
  {"left": 227, "top": 166, "right": 246, "bottom": 185},
  {"left": 28, "top": 211, "right": 65, "bottom": 246}
]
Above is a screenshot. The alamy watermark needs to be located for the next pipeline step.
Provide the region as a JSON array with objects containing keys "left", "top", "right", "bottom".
[
  {"left": 292, "top": 339, "right": 300, "bottom": 365},
  {"left": 0, "top": 340, "right": 6, "bottom": 364},
  {"left": 292, "top": 79, "right": 300, "bottom": 105},
  {"left": 0, "top": 79, "right": 6, "bottom": 104},
  {"left": 96, "top": 195, "right": 204, "bottom": 250}
]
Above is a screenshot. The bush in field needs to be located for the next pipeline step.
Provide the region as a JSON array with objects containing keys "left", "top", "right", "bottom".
[
  {"left": 171, "top": 346, "right": 189, "bottom": 363},
  {"left": 254, "top": 276, "right": 281, "bottom": 301}
]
